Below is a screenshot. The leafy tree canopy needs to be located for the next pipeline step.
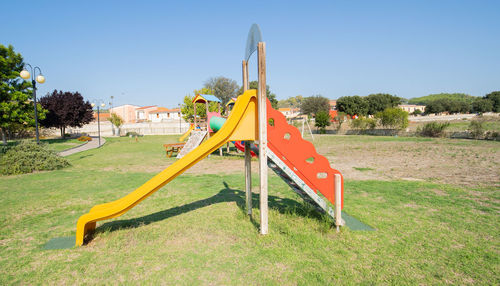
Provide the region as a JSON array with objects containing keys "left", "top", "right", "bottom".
[
  {"left": 408, "top": 93, "right": 477, "bottom": 105},
  {"left": 314, "top": 110, "right": 331, "bottom": 134},
  {"left": 471, "top": 98, "right": 493, "bottom": 113},
  {"left": 336, "top": 95, "right": 369, "bottom": 116},
  {"left": 366, "top": 93, "right": 402, "bottom": 115},
  {"left": 485, "top": 91, "right": 500, "bottom": 113},
  {"left": 278, "top": 95, "right": 303, "bottom": 108},
  {"left": 39, "top": 90, "right": 93, "bottom": 137},
  {"left": 375, "top": 107, "right": 409, "bottom": 130},
  {"left": 300, "top": 95, "right": 330, "bottom": 116},
  {"left": 425, "top": 98, "right": 470, "bottom": 114},
  {"left": 0, "top": 44, "right": 46, "bottom": 144},
  {"left": 204, "top": 76, "right": 240, "bottom": 105}
]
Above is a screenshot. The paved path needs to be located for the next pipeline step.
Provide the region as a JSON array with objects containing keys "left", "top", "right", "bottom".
[{"left": 59, "top": 136, "right": 106, "bottom": 157}]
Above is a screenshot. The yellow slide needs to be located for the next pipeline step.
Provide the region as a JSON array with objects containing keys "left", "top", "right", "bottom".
[
  {"left": 76, "top": 90, "right": 258, "bottom": 246},
  {"left": 179, "top": 123, "right": 195, "bottom": 142}
]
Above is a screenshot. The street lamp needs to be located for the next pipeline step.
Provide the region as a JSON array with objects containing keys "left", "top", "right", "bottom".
[
  {"left": 20, "top": 64, "right": 45, "bottom": 144},
  {"left": 178, "top": 103, "right": 182, "bottom": 133},
  {"left": 91, "top": 101, "right": 106, "bottom": 147}
]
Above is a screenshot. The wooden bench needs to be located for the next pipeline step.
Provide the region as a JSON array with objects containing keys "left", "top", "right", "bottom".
[{"left": 163, "top": 143, "right": 185, "bottom": 158}]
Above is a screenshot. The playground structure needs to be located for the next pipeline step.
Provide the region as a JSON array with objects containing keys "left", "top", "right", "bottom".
[{"left": 75, "top": 24, "right": 344, "bottom": 246}]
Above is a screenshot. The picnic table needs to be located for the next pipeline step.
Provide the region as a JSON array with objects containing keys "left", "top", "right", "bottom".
[{"left": 163, "top": 143, "right": 185, "bottom": 158}]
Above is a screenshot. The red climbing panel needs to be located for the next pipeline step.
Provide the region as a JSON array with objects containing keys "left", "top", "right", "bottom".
[{"left": 266, "top": 99, "right": 344, "bottom": 208}]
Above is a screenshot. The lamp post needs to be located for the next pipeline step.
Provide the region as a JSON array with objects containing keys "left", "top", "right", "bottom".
[
  {"left": 20, "top": 64, "right": 45, "bottom": 144},
  {"left": 178, "top": 103, "right": 182, "bottom": 133},
  {"left": 91, "top": 101, "right": 106, "bottom": 146}
]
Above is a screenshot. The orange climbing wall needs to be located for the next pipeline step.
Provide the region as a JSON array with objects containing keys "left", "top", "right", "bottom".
[{"left": 266, "top": 99, "right": 344, "bottom": 208}]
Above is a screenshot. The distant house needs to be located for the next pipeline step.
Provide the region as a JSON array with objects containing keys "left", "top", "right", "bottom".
[
  {"left": 92, "top": 112, "right": 110, "bottom": 122},
  {"left": 148, "top": 107, "right": 182, "bottom": 122},
  {"left": 135, "top": 105, "right": 158, "bottom": 122},
  {"left": 399, "top": 104, "right": 426, "bottom": 113},
  {"left": 109, "top": 104, "right": 140, "bottom": 123},
  {"left": 329, "top": 100, "right": 337, "bottom": 110},
  {"left": 278, "top": 108, "right": 300, "bottom": 119}
]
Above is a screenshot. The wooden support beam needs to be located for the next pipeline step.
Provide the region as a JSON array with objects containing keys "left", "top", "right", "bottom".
[
  {"left": 242, "top": 60, "right": 252, "bottom": 215},
  {"left": 334, "top": 174, "right": 342, "bottom": 232},
  {"left": 257, "top": 42, "right": 268, "bottom": 235},
  {"left": 193, "top": 102, "right": 197, "bottom": 128}
]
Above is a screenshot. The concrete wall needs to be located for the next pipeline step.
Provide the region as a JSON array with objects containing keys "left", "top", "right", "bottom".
[{"left": 58, "top": 120, "right": 191, "bottom": 136}]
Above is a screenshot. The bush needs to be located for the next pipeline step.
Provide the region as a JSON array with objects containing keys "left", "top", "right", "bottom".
[
  {"left": 314, "top": 111, "right": 331, "bottom": 134},
  {"left": 375, "top": 108, "right": 409, "bottom": 129},
  {"left": 125, "top": 131, "right": 141, "bottom": 137},
  {"left": 469, "top": 120, "right": 485, "bottom": 139},
  {"left": 350, "top": 117, "right": 377, "bottom": 130},
  {"left": 77, "top": 136, "right": 92, "bottom": 142},
  {"left": 417, "top": 122, "right": 450, "bottom": 137},
  {"left": 411, "top": 109, "right": 422, "bottom": 116},
  {"left": 0, "top": 141, "right": 70, "bottom": 175}
]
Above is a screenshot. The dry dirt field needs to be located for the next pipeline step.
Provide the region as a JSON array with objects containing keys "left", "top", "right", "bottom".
[{"left": 174, "top": 135, "right": 499, "bottom": 189}]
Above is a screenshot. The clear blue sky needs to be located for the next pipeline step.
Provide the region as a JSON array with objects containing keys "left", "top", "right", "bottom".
[{"left": 2, "top": 0, "right": 499, "bottom": 108}]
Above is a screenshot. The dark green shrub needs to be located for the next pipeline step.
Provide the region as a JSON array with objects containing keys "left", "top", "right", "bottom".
[
  {"left": 126, "top": 131, "right": 142, "bottom": 137},
  {"left": 0, "top": 141, "right": 70, "bottom": 175},
  {"left": 314, "top": 111, "right": 331, "bottom": 134},
  {"left": 469, "top": 120, "right": 485, "bottom": 139},
  {"left": 375, "top": 108, "right": 409, "bottom": 129},
  {"left": 350, "top": 117, "right": 377, "bottom": 130},
  {"left": 417, "top": 122, "right": 450, "bottom": 137}
]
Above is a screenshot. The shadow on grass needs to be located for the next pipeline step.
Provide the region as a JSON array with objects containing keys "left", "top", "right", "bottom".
[{"left": 90, "top": 181, "right": 323, "bottom": 241}]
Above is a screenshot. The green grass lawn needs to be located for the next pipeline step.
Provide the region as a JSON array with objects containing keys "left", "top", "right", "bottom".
[
  {"left": 42, "top": 138, "right": 86, "bottom": 152},
  {"left": 0, "top": 135, "right": 498, "bottom": 284}
]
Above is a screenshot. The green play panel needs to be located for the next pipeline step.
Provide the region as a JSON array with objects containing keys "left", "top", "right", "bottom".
[
  {"left": 342, "top": 211, "right": 375, "bottom": 231},
  {"left": 42, "top": 236, "right": 75, "bottom": 250}
]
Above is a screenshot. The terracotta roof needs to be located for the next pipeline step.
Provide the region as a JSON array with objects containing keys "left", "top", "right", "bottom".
[
  {"left": 151, "top": 107, "right": 181, "bottom": 113},
  {"left": 93, "top": 112, "right": 110, "bottom": 120},
  {"left": 278, "top": 108, "right": 291, "bottom": 112},
  {"left": 136, "top": 105, "right": 157, "bottom": 110}
]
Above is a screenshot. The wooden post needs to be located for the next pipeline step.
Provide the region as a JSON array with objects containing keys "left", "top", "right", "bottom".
[
  {"left": 193, "top": 102, "right": 197, "bottom": 128},
  {"left": 242, "top": 60, "right": 252, "bottom": 215},
  {"left": 205, "top": 101, "right": 209, "bottom": 132},
  {"left": 334, "top": 174, "right": 342, "bottom": 232},
  {"left": 258, "top": 42, "right": 268, "bottom": 235}
]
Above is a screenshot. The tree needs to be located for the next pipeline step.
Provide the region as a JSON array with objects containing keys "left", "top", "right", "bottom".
[
  {"left": 485, "top": 91, "right": 500, "bottom": 112},
  {"left": 471, "top": 98, "right": 493, "bottom": 113},
  {"left": 0, "top": 44, "right": 46, "bottom": 145},
  {"left": 375, "top": 108, "right": 409, "bottom": 129},
  {"left": 278, "top": 95, "right": 303, "bottom": 108},
  {"left": 238, "top": 81, "right": 278, "bottom": 109},
  {"left": 408, "top": 93, "right": 476, "bottom": 105},
  {"left": 108, "top": 113, "right": 124, "bottom": 136},
  {"left": 366, "top": 93, "right": 402, "bottom": 115},
  {"left": 180, "top": 88, "right": 219, "bottom": 123},
  {"left": 300, "top": 95, "right": 329, "bottom": 116},
  {"left": 39, "top": 90, "right": 93, "bottom": 137},
  {"left": 314, "top": 110, "right": 331, "bottom": 134},
  {"left": 204, "top": 76, "right": 240, "bottom": 105},
  {"left": 425, "top": 99, "right": 446, "bottom": 114},
  {"left": 336, "top": 96, "right": 369, "bottom": 116}
]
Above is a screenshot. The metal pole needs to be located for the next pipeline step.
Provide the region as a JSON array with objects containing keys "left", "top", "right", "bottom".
[
  {"left": 32, "top": 79, "right": 40, "bottom": 144},
  {"left": 97, "top": 106, "right": 101, "bottom": 146}
]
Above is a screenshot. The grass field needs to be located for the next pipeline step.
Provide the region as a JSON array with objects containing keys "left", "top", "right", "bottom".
[{"left": 0, "top": 135, "right": 498, "bottom": 284}]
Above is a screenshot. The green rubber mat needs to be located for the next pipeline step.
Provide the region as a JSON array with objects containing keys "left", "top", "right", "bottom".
[
  {"left": 342, "top": 211, "right": 375, "bottom": 231},
  {"left": 42, "top": 236, "right": 75, "bottom": 250}
]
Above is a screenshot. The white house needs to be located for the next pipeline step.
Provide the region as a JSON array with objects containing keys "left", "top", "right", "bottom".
[{"left": 148, "top": 107, "right": 182, "bottom": 122}]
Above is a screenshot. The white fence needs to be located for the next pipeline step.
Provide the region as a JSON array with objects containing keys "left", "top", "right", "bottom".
[{"left": 56, "top": 120, "right": 191, "bottom": 137}]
